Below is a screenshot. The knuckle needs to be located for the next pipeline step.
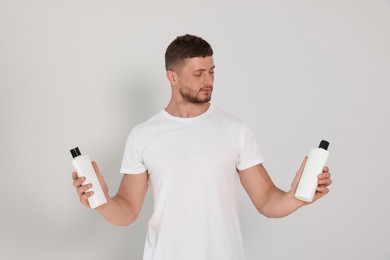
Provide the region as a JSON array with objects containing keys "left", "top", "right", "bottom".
[
  {"left": 77, "top": 190, "right": 84, "bottom": 198},
  {"left": 80, "top": 193, "right": 90, "bottom": 204},
  {"left": 77, "top": 186, "right": 87, "bottom": 196},
  {"left": 73, "top": 179, "right": 82, "bottom": 188}
]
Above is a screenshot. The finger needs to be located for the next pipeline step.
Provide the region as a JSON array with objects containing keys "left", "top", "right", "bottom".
[
  {"left": 92, "top": 161, "right": 105, "bottom": 182},
  {"left": 73, "top": 176, "right": 86, "bottom": 188},
  {"left": 92, "top": 161, "right": 106, "bottom": 189},
  {"left": 291, "top": 156, "right": 308, "bottom": 190},
  {"left": 296, "top": 156, "right": 308, "bottom": 178},
  {"left": 80, "top": 190, "right": 94, "bottom": 206},
  {"left": 318, "top": 171, "right": 331, "bottom": 180},
  {"left": 300, "top": 156, "right": 308, "bottom": 171},
  {"left": 318, "top": 178, "right": 332, "bottom": 186},
  {"left": 92, "top": 161, "right": 100, "bottom": 176},
  {"left": 316, "top": 186, "right": 329, "bottom": 194},
  {"left": 297, "top": 156, "right": 308, "bottom": 178},
  {"left": 77, "top": 183, "right": 92, "bottom": 197},
  {"left": 313, "top": 189, "right": 329, "bottom": 201},
  {"left": 72, "top": 171, "right": 78, "bottom": 181},
  {"left": 322, "top": 166, "right": 329, "bottom": 173}
]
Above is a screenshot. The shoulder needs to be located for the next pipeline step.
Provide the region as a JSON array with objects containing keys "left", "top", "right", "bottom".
[
  {"left": 125, "top": 110, "right": 166, "bottom": 141},
  {"left": 131, "top": 111, "right": 164, "bottom": 132},
  {"left": 211, "top": 107, "right": 260, "bottom": 142},
  {"left": 212, "top": 106, "right": 246, "bottom": 128},
  {"left": 126, "top": 109, "right": 182, "bottom": 144}
]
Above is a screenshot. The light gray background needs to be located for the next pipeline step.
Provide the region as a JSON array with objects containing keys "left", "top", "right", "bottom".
[{"left": 1, "top": 0, "right": 389, "bottom": 259}]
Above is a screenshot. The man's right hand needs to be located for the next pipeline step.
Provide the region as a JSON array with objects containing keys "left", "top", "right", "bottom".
[
  {"left": 72, "top": 161, "right": 109, "bottom": 208},
  {"left": 72, "top": 161, "right": 148, "bottom": 226}
]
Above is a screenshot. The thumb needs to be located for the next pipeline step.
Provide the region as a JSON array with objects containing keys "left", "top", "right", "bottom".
[
  {"left": 91, "top": 160, "right": 101, "bottom": 177},
  {"left": 291, "top": 156, "right": 308, "bottom": 191},
  {"left": 91, "top": 161, "right": 108, "bottom": 193}
]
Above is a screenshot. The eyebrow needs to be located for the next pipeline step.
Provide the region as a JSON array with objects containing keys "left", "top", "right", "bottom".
[{"left": 193, "top": 66, "right": 216, "bottom": 72}]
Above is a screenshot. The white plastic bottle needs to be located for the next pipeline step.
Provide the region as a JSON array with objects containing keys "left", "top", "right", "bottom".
[
  {"left": 295, "top": 140, "right": 330, "bottom": 202},
  {"left": 70, "top": 147, "right": 107, "bottom": 209}
]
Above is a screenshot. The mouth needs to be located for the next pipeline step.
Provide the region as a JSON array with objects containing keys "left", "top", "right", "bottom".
[{"left": 200, "top": 86, "right": 212, "bottom": 92}]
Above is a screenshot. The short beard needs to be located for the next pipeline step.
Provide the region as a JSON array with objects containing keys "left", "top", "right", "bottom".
[{"left": 180, "top": 88, "right": 212, "bottom": 104}]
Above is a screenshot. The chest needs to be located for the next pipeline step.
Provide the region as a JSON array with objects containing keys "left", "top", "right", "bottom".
[{"left": 142, "top": 125, "right": 240, "bottom": 176}]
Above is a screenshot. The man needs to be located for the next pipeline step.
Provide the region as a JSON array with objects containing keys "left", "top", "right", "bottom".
[{"left": 72, "top": 34, "right": 332, "bottom": 260}]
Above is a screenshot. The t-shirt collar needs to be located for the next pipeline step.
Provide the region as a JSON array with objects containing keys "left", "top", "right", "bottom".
[{"left": 161, "top": 103, "right": 215, "bottom": 123}]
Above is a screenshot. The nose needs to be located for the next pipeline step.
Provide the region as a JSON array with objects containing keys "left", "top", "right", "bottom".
[{"left": 203, "top": 72, "right": 214, "bottom": 86}]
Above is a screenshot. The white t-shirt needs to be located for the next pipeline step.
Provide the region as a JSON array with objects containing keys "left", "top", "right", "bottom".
[{"left": 120, "top": 104, "right": 265, "bottom": 260}]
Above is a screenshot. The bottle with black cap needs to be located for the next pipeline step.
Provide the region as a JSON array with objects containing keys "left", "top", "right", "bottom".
[
  {"left": 295, "top": 140, "right": 330, "bottom": 202},
  {"left": 70, "top": 147, "right": 107, "bottom": 209}
]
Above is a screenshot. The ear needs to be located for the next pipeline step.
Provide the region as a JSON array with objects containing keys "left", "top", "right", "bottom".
[{"left": 166, "top": 70, "right": 177, "bottom": 85}]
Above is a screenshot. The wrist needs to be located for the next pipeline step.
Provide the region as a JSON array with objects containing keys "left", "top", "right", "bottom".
[
  {"left": 288, "top": 189, "right": 306, "bottom": 209},
  {"left": 95, "top": 196, "right": 111, "bottom": 213}
]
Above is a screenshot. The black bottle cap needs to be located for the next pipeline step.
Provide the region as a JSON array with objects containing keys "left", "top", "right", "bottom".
[
  {"left": 70, "top": 147, "right": 81, "bottom": 158},
  {"left": 319, "top": 140, "right": 330, "bottom": 150}
]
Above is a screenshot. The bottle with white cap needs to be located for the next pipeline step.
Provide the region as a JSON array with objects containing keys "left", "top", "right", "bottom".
[
  {"left": 295, "top": 140, "right": 330, "bottom": 202},
  {"left": 70, "top": 147, "right": 107, "bottom": 209}
]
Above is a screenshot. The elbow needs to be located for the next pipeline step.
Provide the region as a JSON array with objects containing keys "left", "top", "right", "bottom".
[
  {"left": 116, "top": 220, "right": 133, "bottom": 227},
  {"left": 257, "top": 207, "right": 276, "bottom": 219},
  {"left": 113, "top": 212, "right": 139, "bottom": 227},
  {"left": 255, "top": 186, "right": 289, "bottom": 219},
  {"left": 113, "top": 195, "right": 141, "bottom": 226},
  {"left": 257, "top": 201, "right": 291, "bottom": 218},
  {"left": 255, "top": 199, "right": 285, "bottom": 219},
  {"left": 254, "top": 196, "right": 277, "bottom": 218},
  {"left": 260, "top": 211, "right": 274, "bottom": 219},
  {"left": 256, "top": 202, "right": 273, "bottom": 218},
  {"left": 264, "top": 213, "right": 284, "bottom": 219},
  {"left": 258, "top": 208, "right": 284, "bottom": 219}
]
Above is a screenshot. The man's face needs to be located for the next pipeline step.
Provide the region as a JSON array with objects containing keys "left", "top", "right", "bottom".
[{"left": 174, "top": 56, "right": 215, "bottom": 104}]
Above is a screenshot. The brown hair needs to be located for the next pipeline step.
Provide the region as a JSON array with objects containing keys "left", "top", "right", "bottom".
[{"left": 165, "top": 34, "right": 213, "bottom": 71}]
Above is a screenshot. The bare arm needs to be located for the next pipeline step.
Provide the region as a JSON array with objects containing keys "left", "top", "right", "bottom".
[
  {"left": 72, "top": 161, "right": 148, "bottom": 226},
  {"left": 239, "top": 157, "right": 332, "bottom": 218}
]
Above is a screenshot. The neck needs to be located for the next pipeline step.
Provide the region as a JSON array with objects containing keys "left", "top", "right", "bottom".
[{"left": 165, "top": 100, "right": 211, "bottom": 118}]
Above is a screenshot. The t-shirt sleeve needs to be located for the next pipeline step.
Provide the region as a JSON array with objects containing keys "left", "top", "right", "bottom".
[
  {"left": 236, "top": 122, "right": 265, "bottom": 171},
  {"left": 120, "top": 129, "right": 147, "bottom": 174}
]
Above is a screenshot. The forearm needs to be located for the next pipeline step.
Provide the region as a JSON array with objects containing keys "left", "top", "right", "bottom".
[
  {"left": 96, "top": 194, "right": 139, "bottom": 226},
  {"left": 258, "top": 187, "right": 305, "bottom": 218}
]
